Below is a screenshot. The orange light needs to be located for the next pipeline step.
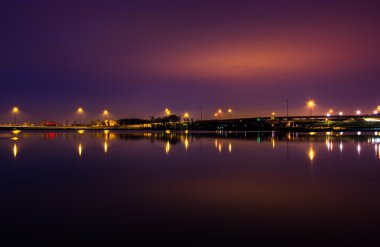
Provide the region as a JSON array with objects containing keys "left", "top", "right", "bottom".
[
  {"left": 307, "top": 100, "right": 315, "bottom": 108},
  {"left": 12, "top": 107, "right": 19, "bottom": 113},
  {"left": 77, "top": 107, "right": 84, "bottom": 113}
]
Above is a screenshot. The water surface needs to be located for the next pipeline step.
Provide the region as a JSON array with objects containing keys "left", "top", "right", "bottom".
[{"left": 1, "top": 130, "right": 380, "bottom": 243}]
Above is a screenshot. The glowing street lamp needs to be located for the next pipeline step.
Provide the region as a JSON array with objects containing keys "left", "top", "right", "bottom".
[
  {"left": 183, "top": 112, "right": 190, "bottom": 121},
  {"left": 165, "top": 108, "right": 171, "bottom": 116},
  {"left": 103, "top": 110, "right": 109, "bottom": 126},
  {"left": 12, "top": 107, "right": 19, "bottom": 125},
  {"left": 356, "top": 110, "right": 361, "bottom": 116},
  {"left": 216, "top": 109, "right": 223, "bottom": 120},
  {"left": 77, "top": 107, "right": 84, "bottom": 125},
  {"left": 307, "top": 100, "right": 315, "bottom": 116},
  {"left": 373, "top": 110, "right": 379, "bottom": 115},
  {"left": 338, "top": 111, "right": 343, "bottom": 116},
  {"left": 227, "top": 108, "right": 232, "bottom": 119}
]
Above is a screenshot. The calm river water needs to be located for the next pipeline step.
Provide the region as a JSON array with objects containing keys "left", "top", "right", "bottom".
[{"left": 1, "top": 130, "right": 380, "bottom": 244}]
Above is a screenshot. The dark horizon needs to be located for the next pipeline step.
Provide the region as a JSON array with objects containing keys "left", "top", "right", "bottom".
[{"left": 1, "top": 0, "right": 380, "bottom": 123}]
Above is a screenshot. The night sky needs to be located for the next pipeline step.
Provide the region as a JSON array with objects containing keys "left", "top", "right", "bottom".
[{"left": 1, "top": 0, "right": 380, "bottom": 123}]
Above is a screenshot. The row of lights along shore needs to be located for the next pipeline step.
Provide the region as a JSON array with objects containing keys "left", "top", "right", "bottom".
[
  {"left": 7, "top": 102, "right": 380, "bottom": 125},
  {"left": 306, "top": 100, "right": 380, "bottom": 117}
]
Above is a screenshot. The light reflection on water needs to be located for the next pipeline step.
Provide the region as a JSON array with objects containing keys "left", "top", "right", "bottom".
[
  {"left": 2, "top": 130, "right": 380, "bottom": 241},
  {"left": 3, "top": 130, "right": 380, "bottom": 162}
]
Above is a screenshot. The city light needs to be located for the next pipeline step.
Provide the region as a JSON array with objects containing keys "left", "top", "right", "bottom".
[
  {"left": 77, "top": 107, "right": 84, "bottom": 125},
  {"left": 12, "top": 106, "right": 19, "bottom": 125},
  {"left": 218, "top": 109, "right": 222, "bottom": 114},
  {"left": 164, "top": 108, "right": 171, "bottom": 116},
  {"left": 307, "top": 100, "right": 315, "bottom": 116},
  {"left": 228, "top": 108, "right": 232, "bottom": 113},
  {"left": 326, "top": 113, "right": 331, "bottom": 117},
  {"left": 356, "top": 110, "right": 361, "bottom": 115},
  {"left": 373, "top": 110, "right": 378, "bottom": 115},
  {"left": 183, "top": 112, "right": 190, "bottom": 120},
  {"left": 103, "top": 110, "right": 109, "bottom": 124},
  {"left": 12, "top": 107, "right": 19, "bottom": 113},
  {"left": 339, "top": 111, "right": 343, "bottom": 116}
]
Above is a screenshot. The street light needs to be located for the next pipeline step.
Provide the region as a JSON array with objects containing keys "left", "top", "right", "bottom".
[
  {"left": 356, "top": 110, "right": 361, "bottom": 116},
  {"left": 165, "top": 108, "right": 171, "bottom": 116},
  {"left": 307, "top": 100, "right": 315, "bottom": 116},
  {"left": 12, "top": 107, "right": 19, "bottom": 125},
  {"left": 77, "top": 107, "right": 84, "bottom": 125},
  {"left": 227, "top": 108, "right": 232, "bottom": 118},
  {"left": 183, "top": 112, "right": 190, "bottom": 121},
  {"left": 103, "top": 110, "right": 109, "bottom": 126},
  {"left": 217, "top": 109, "right": 222, "bottom": 120}
]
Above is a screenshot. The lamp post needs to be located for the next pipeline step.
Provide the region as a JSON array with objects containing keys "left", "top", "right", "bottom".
[
  {"left": 183, "top": 112, "right": 190, "bottom": 122},
  {"left": 271, "top": 111, "right": 276, "bottom": 120},
  {"left": 77, "top": 107, "right": 84, "bottom": 125},
  {"left": 12, "top": 107, "right": 19, "bottom": 125},
  {"left": 307, "top": 100, "right": 315, "bottom": 116},
  {"left": 227, "top": 108, "right": 232, "bottom": 118},
  {"left": 217, "top": 109, "right": 222, "bottom": 120},
  {"left": 103, "top": 110, "right": 109, "bottom": 126},
  {"left": 165, "top": 108, "right": 171, "bottom": 116}
]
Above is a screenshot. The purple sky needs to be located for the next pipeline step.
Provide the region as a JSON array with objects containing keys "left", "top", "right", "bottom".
[{"left": 1, "top": 0, "right": 380, "bottom": 123}]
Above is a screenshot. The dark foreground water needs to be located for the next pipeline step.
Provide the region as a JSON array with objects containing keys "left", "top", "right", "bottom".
[{"left": 1, "top": 130, "right": 380, "bottom": 244}]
